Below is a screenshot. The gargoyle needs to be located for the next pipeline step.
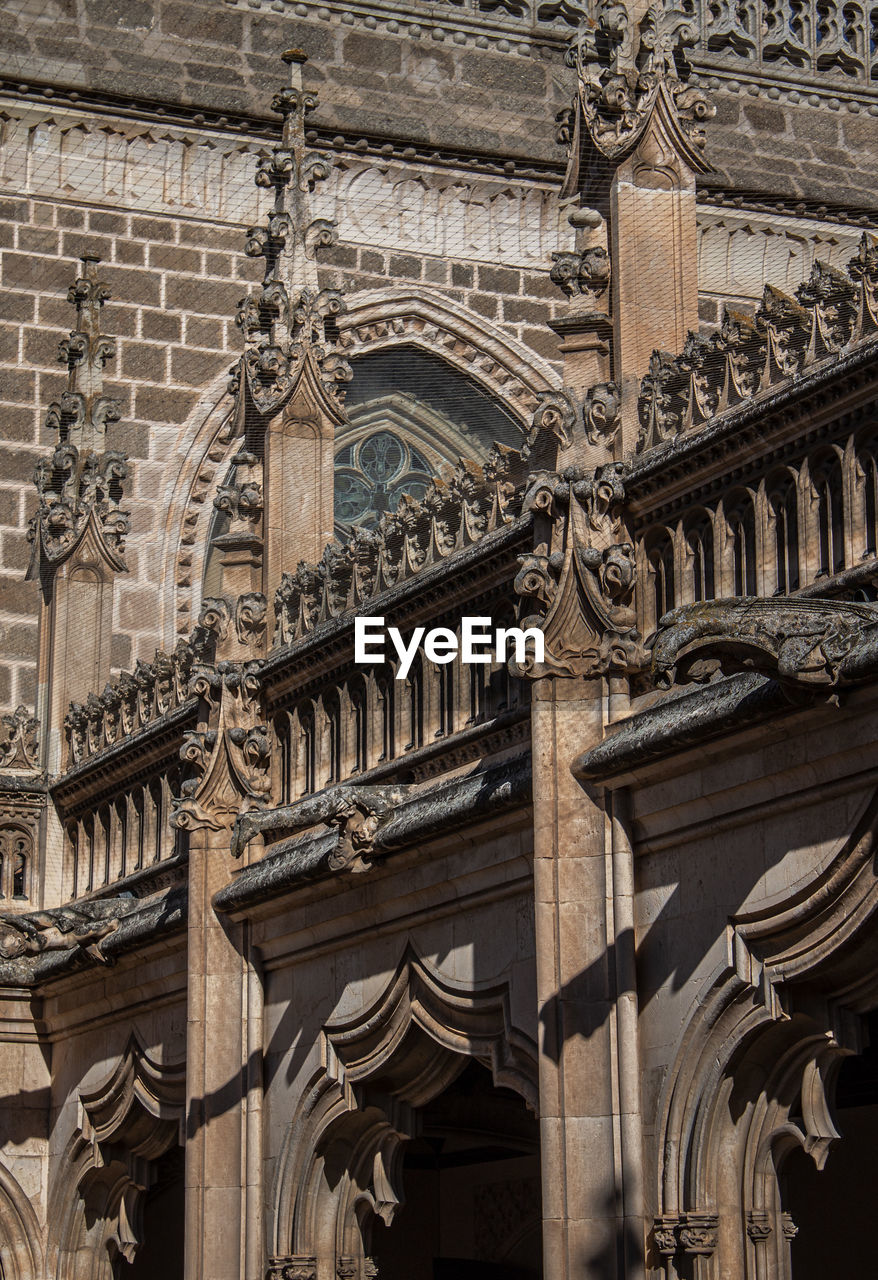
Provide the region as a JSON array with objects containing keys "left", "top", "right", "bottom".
[
  {"left": 230, "top": 784, "right": 410, "bottom": 870},
  {"left": 0, "top": 898, "right": 137, "bottom": 966},
  {"left": 651, "top": 597, "right": 878, "bottom": 692}
]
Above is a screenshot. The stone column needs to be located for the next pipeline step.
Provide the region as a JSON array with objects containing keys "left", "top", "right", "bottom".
[
  {"left": 171, "top": 662, "right": 271, "bottom": 1280},
  {"left": 512, "top": 468, "right": 646, "bottom": 1280}
]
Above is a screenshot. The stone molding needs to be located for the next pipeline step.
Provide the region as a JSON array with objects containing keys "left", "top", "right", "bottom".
[
  {"left": 0, "top": 100, "right": 571, "bottom": 268},
  {"left": 269, "top": 945, "right": 538, "bottom": 1260}
]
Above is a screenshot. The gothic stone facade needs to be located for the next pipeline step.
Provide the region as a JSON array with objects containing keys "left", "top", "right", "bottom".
[{"left": 0, "top": 1, "right": 877, "bottom": 1278}]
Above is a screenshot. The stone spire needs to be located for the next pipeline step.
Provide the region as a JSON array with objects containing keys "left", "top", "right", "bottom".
[
  {"left": 221, "top": 49, "right": 351, "bottom": 639},
  {"left": 552, "top": 0, "right": 716, "bottom": 454},
  {"left": 27, "top": 255, "right": 129, "bottom": 578},
  {"left": 560, "top": 0, "right": 715, "bottom": 200},
  {"left": 232, "top": 48, "right": 351, "bottom": 419}
]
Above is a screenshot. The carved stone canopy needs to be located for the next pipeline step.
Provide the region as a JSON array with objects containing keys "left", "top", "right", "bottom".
[
  {"left": 511, "top": 463, "right": 646, "bottom": 679},
  {"left": 650, "top": 596, "right": 878, "bottom": 692},
  {"left": 559, "top": 0, "right": 715, "bottom": 199}
]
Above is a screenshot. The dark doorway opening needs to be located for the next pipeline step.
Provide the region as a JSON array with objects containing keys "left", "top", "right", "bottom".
[
  {"left": 785, "top": 1010, "right": 878, "bottom": 1278},
  {"left": 371, "top": 1060, "right": 541, "bottom": 1280},
  {"left": 115, "top": 1145, "right": 185, "bottom": 1279}
]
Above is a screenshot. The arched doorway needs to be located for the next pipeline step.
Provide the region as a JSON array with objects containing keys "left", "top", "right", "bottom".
[
  {"left": 370, "top": 1060, "right": 541, "bottom": 1280},
  {"left": 114, "top": 1146, "right": 185, "bottom": 1280},
  {"left": 783, "top": 1009, "right": 878, "bottom": 1278}
]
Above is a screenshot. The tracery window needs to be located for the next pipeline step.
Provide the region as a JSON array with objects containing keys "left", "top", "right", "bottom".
[
  {"left": 726, "top": 492, "right": 758, "bottom": 596},
  {"left": 768, "top": 472, "right": 800, "bottom": 594},
  {"left": 333, "top": 346, "right": 523, "bottom": 540},
  {"left": 335, "top": 431, "right": 433, "bottom": 529},
  {"left": 646, "top": 531, "right": 676, "bottom": 630},
  {"left": 685, "top": 514, "right": 715, "bottom": 602},
  {"left": 0, "top": 827, "right": 33, "bottom": 901},
  {"left": 811, "top": 450, "right": 845, "bottom": 577}
]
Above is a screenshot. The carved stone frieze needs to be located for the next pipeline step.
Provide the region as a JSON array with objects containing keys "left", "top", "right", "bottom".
[
  {"left": 650, "top": 596, "right": 878, "bottom": 692},
  {"left": 0, "top": 707, "right": 39, "bottom": 770},
  {"left": 267, "top": 1257, "right": 317, "bottom": 1280},
  {"left": 636, "top": 233, "right": 878, "bottom": 452},
  {"left": 511, "top": 463, "right": 646, "bottom": 679},
  {"left": 66, "top": 638, "right": 195, "bottom": 766},
  {"left": 171, "top": 661, "right": 270, "bottom": 833}
]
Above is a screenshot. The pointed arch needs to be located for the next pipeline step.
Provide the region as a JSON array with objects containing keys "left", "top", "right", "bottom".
[
  {"left": 49, "top": 1032, "right": 185, "bottom": 1280},
  {"left": 653, "top": 786, "right": 878, "bottom": 1275},
  {"left": 269, "top": 944, "right": 538, "bottom": 1263},
  {"left": 0, "top": 1160, "right": 45, "bottom": 1280}
]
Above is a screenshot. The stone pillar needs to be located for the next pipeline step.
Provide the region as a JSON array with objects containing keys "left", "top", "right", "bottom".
[
  {"left": 512, "top": 468, "right": 646, "bottom": 1279},
  {"left": 554, "top": 0, "right": 716, "bottom": 456},
  {"left": 171, "top": 663, "right": 271, "bottom": 1280}
]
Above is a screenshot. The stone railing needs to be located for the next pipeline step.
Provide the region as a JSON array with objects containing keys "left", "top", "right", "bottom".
[
  {"left": 692, "top": 0, "right": 878, "bottom": 89},
  {"left": 273, "top": 443, "right": 530, "bottom": 646},
  {"left": 637, "top": 233, "right": 878, "bottom": 453}
]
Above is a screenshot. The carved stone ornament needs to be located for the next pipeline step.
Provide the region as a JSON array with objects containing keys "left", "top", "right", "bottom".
[
  {"left": 0, "top": 706, "right": 39, "bottom": 770},
  {"left": 0, "top": 898, "right": 137, "bottom": 980},
  {"left": 27, "top": 256, "right": 129, "bottom": 577},
  {"left": 549, "top": 245, "right": 611, "bottom": 306},
  {"left": 511, "top": 463, "right": 646, "bottom": 679},
  {"left": 267, "top": 1257, "right": 317, "bottom": 1280},
  {"left": 636, "top": 235, "right": 878, "bottom": 452},
  {"left": 531, "top": 383, "right": 620, "bottom": 451},
  {"left": 231, "top": 782, "right": 408, "bottom": 870},
  {"left": 28, "top": 443, "right": 129, "bottom": 574},
  {"left": 559, "top": 0, "right": 715, "bottom": 197},
  {"left": 650, "top": 596, "right": 878, "bottom": 693},
  {"left": 230, "top": 51, "right": 351, "bottom": 420},
  {"left": 171, "top": 661, "right": 270, "bottom": 833},
  {"left": 678, "top": 1213, "right": 719, "bottom": 1256}
]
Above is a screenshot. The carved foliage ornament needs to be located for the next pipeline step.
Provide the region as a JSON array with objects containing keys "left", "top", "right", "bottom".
[
  {"left": 511, "top": 463, "right": 646, "bottom": 679},
  {"left": 171, "top": 660, "right": 270, "bottom": 833},
  {"left": 28, "top": 443, "right": 129, "bottom": 572},
  {"left": 650, "top": 595, "right": 878, "bottom": 692},
  {"left": 560, "top": 0, "right": 715, "bottom": 181},
  {"left": 531, "top": 382, "right": 621, "bottom": 451},
  {"left": 636, "top": 236, "right": 878, "bottom": 452},
  {"left": 0, "top": 706, "right": 39, "bottom": 770}
]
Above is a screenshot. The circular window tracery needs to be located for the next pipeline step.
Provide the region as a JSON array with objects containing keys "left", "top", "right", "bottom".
[{"left": 334, "top": 430, "right": 434, "bottom": 531}]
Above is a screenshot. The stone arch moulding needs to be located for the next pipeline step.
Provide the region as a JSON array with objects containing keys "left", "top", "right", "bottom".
[
  {"left": 269, "top": 943, "right": 539, "bottom": 1272},
  {"left": 48, "top": 1031, "right": 186, "bottom": 1280},
  {"left": 0, "top": 1159, "right": 45, "bottom": 1280},
  {"left": 652, "top": 786, "right": 878, "bottom": 1279},
  {"left": 154, "top": 291, "right": 559, "bottom": 650}
]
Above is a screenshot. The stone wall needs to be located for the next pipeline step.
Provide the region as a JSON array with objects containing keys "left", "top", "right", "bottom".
[{"left": 0, "top": 111, "right": 571, "bottom": 716}]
